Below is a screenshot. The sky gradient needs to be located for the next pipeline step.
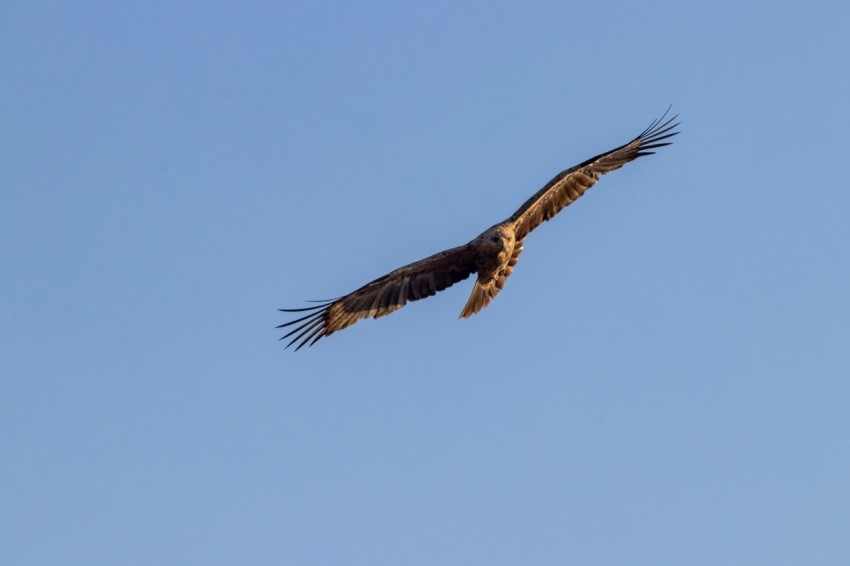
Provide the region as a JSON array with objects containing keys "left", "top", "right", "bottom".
[{"left": 3, "top": 1, "right": 850, "bottom": 564}]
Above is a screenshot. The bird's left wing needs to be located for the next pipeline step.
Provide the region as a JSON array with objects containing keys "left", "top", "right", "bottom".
[
  {"left": 278, "top": 243, "right": 478, "bottom": 350},
  {"left": 509, "top": 111, "right": 679, "bottom": 241}
]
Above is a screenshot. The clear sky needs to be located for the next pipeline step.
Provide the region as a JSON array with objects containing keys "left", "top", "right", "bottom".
[{"left": 3, "top": 1, "right": 850, "bottom": 564}]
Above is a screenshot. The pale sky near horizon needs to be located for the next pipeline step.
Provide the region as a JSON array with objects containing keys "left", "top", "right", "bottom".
[{"left": 3, "top": 1, "right": 850, "bottom": 564}]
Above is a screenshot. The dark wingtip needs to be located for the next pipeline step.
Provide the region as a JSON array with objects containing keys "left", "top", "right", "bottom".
[
  {"left": 278, "top": 300, "right": 332, "bottom": 350},
  {"left": 635, "top": 107, "right": 680, "bottom": 155}
]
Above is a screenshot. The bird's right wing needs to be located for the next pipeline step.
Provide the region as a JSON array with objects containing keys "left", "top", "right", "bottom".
[{"left": 278, "top": 243, "right": 478, "bottom": 350}]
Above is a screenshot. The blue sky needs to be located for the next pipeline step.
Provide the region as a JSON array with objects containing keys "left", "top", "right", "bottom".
[{"left": 3, "top": 1, "right": 850, "bottom": 564}]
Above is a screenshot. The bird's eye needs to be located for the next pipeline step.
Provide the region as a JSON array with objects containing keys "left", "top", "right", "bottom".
[{"left": 491, "top": 235, "right": 500, "bottom": 242}]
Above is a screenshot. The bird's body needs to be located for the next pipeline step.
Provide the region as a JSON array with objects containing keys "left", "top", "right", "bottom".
[
  {"left": 280, "top": 111, "right": 679, "bottom": 349},
  {"left": 461, "top": 223, "right": 521, "bottom": 318}
]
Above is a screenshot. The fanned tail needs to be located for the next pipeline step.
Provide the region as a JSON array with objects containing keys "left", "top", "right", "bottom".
[{"left": 459, "top": 279, "right": 499, "bottom": 319}]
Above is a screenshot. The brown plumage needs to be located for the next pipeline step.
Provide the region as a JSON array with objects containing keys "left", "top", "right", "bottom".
[{"left": 279, "top": 110, "right": 679, "bottom": 349}]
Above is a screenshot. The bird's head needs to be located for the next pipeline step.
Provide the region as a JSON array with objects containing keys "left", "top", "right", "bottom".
[{"left": 481, "top": 225, "right": 515, "bottom": 255}]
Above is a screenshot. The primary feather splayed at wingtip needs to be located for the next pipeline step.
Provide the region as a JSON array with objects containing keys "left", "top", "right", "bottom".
[
  {"left": 276, "top": 301, "right": 333, "bottom": 350},
  {"left": 632, "top": 109, "right": 681, "bottom": 156}
]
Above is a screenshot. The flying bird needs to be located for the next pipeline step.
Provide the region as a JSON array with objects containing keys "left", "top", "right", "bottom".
[{"left": 280, "top": 110, "right": 679, "bottom": 350}]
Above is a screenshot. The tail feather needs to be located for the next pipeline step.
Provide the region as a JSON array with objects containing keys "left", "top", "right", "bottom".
[{"left": 459, "top": 279, "right": 498, "bottom": 318}]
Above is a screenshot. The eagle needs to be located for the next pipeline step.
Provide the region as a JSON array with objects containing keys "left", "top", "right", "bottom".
[{"left": 280, "top": 110, "right": 679, "bottom": 350}]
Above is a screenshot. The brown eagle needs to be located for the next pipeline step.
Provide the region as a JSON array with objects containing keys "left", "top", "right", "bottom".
[{"left": 280, "top": 110, "right": 679, "bottom": 349}]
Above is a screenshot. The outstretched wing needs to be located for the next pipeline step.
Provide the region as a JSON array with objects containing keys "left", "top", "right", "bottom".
[
  {"left": 278, "top": 244, "right": 477, "bottom": 350},
  {"left": 509, "top": 110, "right": 679, "bottom": 241}
]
